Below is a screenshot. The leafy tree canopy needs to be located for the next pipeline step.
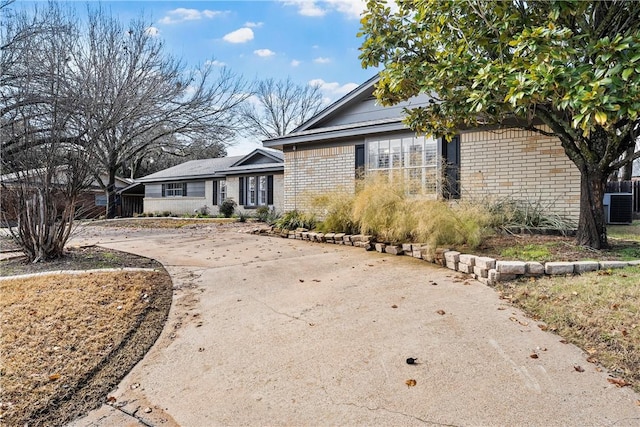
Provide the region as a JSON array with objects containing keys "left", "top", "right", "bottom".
[{"left": 359, "top": 0, "right": 640, "bottom": 249}]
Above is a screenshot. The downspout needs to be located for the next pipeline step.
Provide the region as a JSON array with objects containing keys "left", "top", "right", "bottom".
[{"left": 293, "top": 144, "right": 297, "bottom": 211}]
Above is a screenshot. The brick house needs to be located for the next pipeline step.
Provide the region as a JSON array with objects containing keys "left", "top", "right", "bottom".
[
  {"left": 1, "top": 169, "right": 131, "bottom": 224},
  {"left": 138, "top": 148, "right": 284, "bottom": 216},
  {"left": 263, "top": 75, "right": 581, "bottom": 221}
]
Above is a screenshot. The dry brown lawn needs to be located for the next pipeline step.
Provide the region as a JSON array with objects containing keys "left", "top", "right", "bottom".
[
  {"left": 496, "top": 267, "right": 640, "bottom": 393},
  {"left": 0, "top": 269, "right": 172, "bottom": 426}
]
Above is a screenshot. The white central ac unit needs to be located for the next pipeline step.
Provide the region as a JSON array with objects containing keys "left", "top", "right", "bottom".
[{"left": 603, "top": 193, "right": 633, "bottom": 224}]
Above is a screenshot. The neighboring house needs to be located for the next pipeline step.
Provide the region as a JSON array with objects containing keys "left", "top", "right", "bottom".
[
  {"left": 1, "top": 169, "right": 131, "bottom": 223},
  {"left": 137, "top": 148, "right": 284, "bottom": 215},
  {"left": 263, "top": 75, "right": 581, "bottom": 221}
]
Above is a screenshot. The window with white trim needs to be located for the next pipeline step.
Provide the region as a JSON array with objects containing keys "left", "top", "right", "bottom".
[
  {"left": 240, "top": 175, "right": 273, "bottom": 207},
  {"left": 366, "top": 134, "right": 439, "bottom": 195},
  {"left": 163, "top": 182, "right": 186, "bottom": 197},
  {"left": 219, "top": 179, "right": 227, "bottom": 202}
]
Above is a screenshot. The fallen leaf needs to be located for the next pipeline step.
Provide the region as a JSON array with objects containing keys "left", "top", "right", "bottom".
[
  {"left": 436, "top": 309, "right": 446, "bottom": 315},
  {"left": 497, "top": 307, "right": 507, "bottom": 311},
  {"left": 621, "top": 329, "right": 628, "bottom": 337},
  {"left": 299, "top": 279, "right": 304, "bottom": 283},
  {"left": 518, "top": 320, "right": 529, "bottom": 326},
  {"left": 405, "top": 379, "right": 417, "bottom": 387},
  {"left": 574, "top": 365, "right": 585, "bottom": 372},
  {"left": 607, "top": 377, "right": 630, "bottom": 387},
  {"left": 107, "top": 396, "right": 117, "bottom": 403},
  {"left": 463, "top": 281, "right": 471, "bottom": 286},
  {"left": 559, "top": 339, "right": 568, "bottom": 344},
  {"left": 312, "top": 279, "right": 321, "bottom": 282},
  {"left": 431, "top": 282, "right": 438, "bottom": 286},
  {"left": 391, "top": 304, "right": 398, "bottom": 309},
  {"left": 586, "top": 347, "right": 597, "bottom": 355},
  {"left": 538, "top": 324, "right": 548, "bottom": 331},
  {"left": 586, "top": 356, "right": 598, "bottom": 364},
  {"left": 48, "top": 373, "right": 61, "bottom": 381},
  {"left": 529, "top": 353, "right": 539, "bottom": 359}
]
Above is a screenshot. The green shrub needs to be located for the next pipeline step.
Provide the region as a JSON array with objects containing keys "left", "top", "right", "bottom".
[
  {"left": 312, "top": 192, "right": 359, "bottom": 234},
  {"left": 487, "top": 197, "right": 576, "bottom": 233},
  {"left": 219, "top": 198, "right": 237, "bottom": 218},
  {"left": 275, "top": 210, "right": 316, "bottom": 231},
  {"left": 254, "top": 206, "right": 280, "bottom": 225}
]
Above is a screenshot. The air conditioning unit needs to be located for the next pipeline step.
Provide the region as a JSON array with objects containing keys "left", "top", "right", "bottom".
[{"left": 603, "top": 193, "right": 633, "bottom": 224}]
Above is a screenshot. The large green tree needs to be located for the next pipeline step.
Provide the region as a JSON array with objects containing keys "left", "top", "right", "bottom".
[{"left": 359, "top": 0, "right": 640, "bottom": 249}]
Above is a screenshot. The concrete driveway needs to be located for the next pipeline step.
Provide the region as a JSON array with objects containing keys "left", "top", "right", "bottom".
[{"left": 69, "top": 224, "right": 639, "bottom": 426}]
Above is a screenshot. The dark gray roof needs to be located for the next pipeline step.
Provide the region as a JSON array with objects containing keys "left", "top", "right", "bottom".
[
  {"left": 136, "top": 148, "right": 285, "bottom": 183},
  {"left": 137, "top": 156, "right": 242, "bottom": 182},
  {"left": 263, "top": 117, "right": 405, "bottom": 149}
]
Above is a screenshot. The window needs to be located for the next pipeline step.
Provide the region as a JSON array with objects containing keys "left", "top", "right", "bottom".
[
  {"left": 219, "top": 180, "right": 227, "bottom": 202},
  {"left": 239, "top": 175, "right": 273, "bottom": 207},
  {"left": 366, "top": 135, "right": 439, "bottom": 195},
  {"left": 162, "top": 182, "right": 187, "bottom": 197},
  {"left": 95, "top": 194, "right": 107, "bottom": 206}
]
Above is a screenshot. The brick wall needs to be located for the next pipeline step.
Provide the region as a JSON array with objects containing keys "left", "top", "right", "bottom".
[
  {"left": 284, "top": 145, "right": 356, "bottom": 212},
  {"left": 460, "top": 128, "right": 581, "bottom": 220}
]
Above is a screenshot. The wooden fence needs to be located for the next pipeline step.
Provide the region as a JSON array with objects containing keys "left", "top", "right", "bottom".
[{"left": 606, "top": 180, "right": 640, "bottom": 214}]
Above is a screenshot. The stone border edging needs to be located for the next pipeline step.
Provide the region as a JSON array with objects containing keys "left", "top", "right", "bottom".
[
  {"left": 0, "top": 267, "right": 159, "bottom": 281},
  {"left": 245, "top": 226, "right": 640, "bottom": 285}
]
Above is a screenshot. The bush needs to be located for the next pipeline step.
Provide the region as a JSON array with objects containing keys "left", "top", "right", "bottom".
[
  {"left": 312, "top": 192, "right": 359, "bottom": 234},
  {"left": 219, "top": 198, "right": 237, "bottom": 218},
  {"left": 487, "top": 197, "right": 577, "bottom": 233},
  {"left": 255, "top": 206, "right": 280, "bottom": 225},
  {"left": 350, "top": 175, "right": 493, "bottom": 249},
  {"left": 275, "top": 210, "right": 316, "bottom": 231}
]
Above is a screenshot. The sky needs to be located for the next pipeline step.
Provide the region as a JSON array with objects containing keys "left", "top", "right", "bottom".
[{"left": 17, "top": 0, "right": 378, "bottom": 155}]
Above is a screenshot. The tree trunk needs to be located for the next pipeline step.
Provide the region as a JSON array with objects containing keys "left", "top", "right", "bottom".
[
  {"left": 621, "top": 145, "right": 635, "bottom": 181},
  {"left": 575, "top": 169, "right": 609, "bottom": 249},
  {"left": 106, "top": 169, "right": 118, "bottom": 219}
]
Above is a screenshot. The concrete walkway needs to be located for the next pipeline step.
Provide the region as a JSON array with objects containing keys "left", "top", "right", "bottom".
[{"left": 68, "top": 225, "right": 639, "bottom": 426}]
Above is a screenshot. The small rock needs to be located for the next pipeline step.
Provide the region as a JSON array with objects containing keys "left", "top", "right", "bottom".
[{"left": 143, "top": 407, "right": 152, "bottom": 413}]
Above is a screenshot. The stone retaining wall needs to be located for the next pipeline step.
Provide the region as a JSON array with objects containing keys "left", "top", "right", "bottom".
[{"left": 248, "top": 226, "right": 640, "bottom": 285}]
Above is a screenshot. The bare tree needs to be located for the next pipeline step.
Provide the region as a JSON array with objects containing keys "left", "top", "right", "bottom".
[
  {"left": 72, "top": 8, "right": 249, "bottom": 217},
  {"left": 241, "top": 77, "right": 324, "bottom": 139},
  {"left": 1, "top": 2, "right": 93, "bottom": 261}
]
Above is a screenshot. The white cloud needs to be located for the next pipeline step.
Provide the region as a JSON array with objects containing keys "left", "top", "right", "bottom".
[
  {"left": 245, "top": 21, "right": 263, "bottom": 28},
  {"left": 144, "top": 26, "right": 160, "bottom": 37},
  {"left": 223, "top": 28, "right": 254, "bottom": 43},
  {"left": 283, "top": 0, "right": 326, "bottom": 17},
  {"left": 309, "top": 78, "right": 358, "bottom": 99},
  {"left": 313, "top": 57, "right": 331, "bottom": 64},
  {"left": 254, "top": 49, "right": 275, "bottom": 58},
  {"left": 290, "top": 59, "right": 301, "bottom": 67},
  {"left": 205, "top": 59, "right": 226, "bottom": 67},
  {"left": 282, "top": 0, "right": 366, "bottom": 19},
  {"left": 159, "top": 8, "right": 223, "bottom": 24}
]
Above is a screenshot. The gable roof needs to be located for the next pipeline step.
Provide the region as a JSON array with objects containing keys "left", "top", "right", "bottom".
[
  {"left": 137, "top": 156, "right": 242, "bottom": 183},
  {"left": 136, "top": 148, "right": 284, "bottom": 183},
  {"left": 291, "top": 74, "right": 380, "bottom": 133},
  {"left": 262, "top": 74, "right": 433, "bottom": 150}
]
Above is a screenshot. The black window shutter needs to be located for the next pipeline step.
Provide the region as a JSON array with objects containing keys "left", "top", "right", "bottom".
[
  {"left": 355, "top": 144, "right": 365, "bottom": 179},
  {"left": 182, "top": 182, "right": 188, "bottom": 197},
  {"left": 213, "top": 180, "right": 218, "bottom": 205},
  {"left": 267, "top": 175, "right": 274, "bottom": 205},
  {"left": 239, "top": 177, "right": 245, "bottom": 205},
  {"left": 161, "top": 184, "right": 166, "bottom": 197},
  {"left": 441, "top": 136, "right": 461, "bottom": 199}
]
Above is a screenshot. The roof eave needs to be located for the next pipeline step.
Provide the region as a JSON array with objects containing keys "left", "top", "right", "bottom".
[{"left": 263, "top": 120, "right": 407, "bottom": 148}]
